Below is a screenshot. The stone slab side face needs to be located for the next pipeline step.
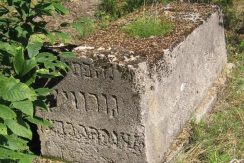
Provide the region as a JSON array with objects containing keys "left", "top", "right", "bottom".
[
  {"left": 137, "top": 12, "right": 227, "bottom": 163},
  {"left": 37, "top": 12, "right": 227, "bottom": 163},
  {"left": 37, "top": 59, "right": 146, "bottom": 162}
]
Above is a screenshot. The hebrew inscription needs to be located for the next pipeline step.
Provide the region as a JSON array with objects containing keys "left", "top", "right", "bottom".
[
  {"left": 70, "top": 62, "right": 114, "bottom": 80},
  {"left": 56, "top": 91, "right": 120, "bottom": 118},
  {"left": 46, "top": 120, "right": 145, "bottom": 155},
  {"left": 70, "top": 62, "right": 135, "bottom": 81}
]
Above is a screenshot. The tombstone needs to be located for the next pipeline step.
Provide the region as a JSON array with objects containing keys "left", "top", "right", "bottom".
[{"left": 37, "top": 3, "right": 227, "bottom": 163}]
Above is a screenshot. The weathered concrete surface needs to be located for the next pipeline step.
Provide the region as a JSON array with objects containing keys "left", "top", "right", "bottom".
[
  {"left": 137, "top": 11, "right": 227, "bottom": 163},
  {"left": 37, "top": 11, "right": 227, "bottom": 163},
  {"left": 193, "top": 63, "right": 234, "bottom": 122},
  {"left": 162, "top": 63, "right": 233, "bottom": 163}
]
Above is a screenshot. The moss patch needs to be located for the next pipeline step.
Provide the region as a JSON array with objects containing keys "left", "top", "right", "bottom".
[{"left": 122, "top": 16, "right": 173, "bottom": 38}]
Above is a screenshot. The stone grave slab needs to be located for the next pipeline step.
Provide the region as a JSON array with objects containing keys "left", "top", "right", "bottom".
[{"left": 37, "top": 3, "right": 227, "bottom": 163}]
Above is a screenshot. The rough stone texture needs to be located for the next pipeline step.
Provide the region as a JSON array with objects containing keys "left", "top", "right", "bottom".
[
  {"left": 37, "top": 11, "right": 227, "bottom": 163},
  {"left": 162, "top": 63, "right": 233, "bottom": 163}
]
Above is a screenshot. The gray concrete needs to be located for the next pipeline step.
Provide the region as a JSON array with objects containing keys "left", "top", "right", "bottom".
[{"left": 37, "top": 11, "right": 227, "bottom": 163}]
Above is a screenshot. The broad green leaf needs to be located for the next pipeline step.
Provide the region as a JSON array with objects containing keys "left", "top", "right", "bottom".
[
  {"left": 27, "top": 42, "right": 43, "bottom": 58},
  {"left": 7, "top": 0, "right": 14, "bottom": 6},
  {"left": 36, "top": 52, "right": 57, "bottom": 63},
  {"left": 12, "top": 100, "right": 33, "bottom": 117},
  {"left": 0, "top": 8, "right": 9, "bottom": 16},
  {"left": 0, "top": 123, "right": 7, "bottom": 135},
  {"left": 0, "top": 147, "right": 34, "bottom": 162},
  {"left": 34, "top": 100, "right": 48, "bottom": 111},
  {"left": 0, "top": 76, "right": 37, "bottom": 102},
  {"left": 43, "top": 60, "right": 69, "bottom": 72},
  {"left": 2, "top": 135, "right": 28, "bottom": 151},
  {"left": 5, "top": 120, "right": 32, "bottom": 140},
  {"left": 35, "top": 88, "right": 52, "bottom": 96},
  {"left": 22, "top": 58, "right": 37, "bottom": 76},
  {"left": 29, "top": 34, "right": 46, "bottom": 43},
  {"left": 61, "top": 52, "right": 75, "bottom": 58},
  {"left": 13, "top": 48, "right": 37, "bottom": 76},
  {"left": 54, "top": 60, "right": 69, "bottom": 72},
  {"left": 0, "top": 42, "right": 19, "bottom": 56},
  {"left": 36, "top": 69, "right": 62, "bottom": 78},
  {"left": 47, "top": 32, "right": 56, "bottom": 45},
  {"left": 44, "top": 61, "right": 56, "bottom": 70},
  {"left": 13, "top": 48, "right": 25, "bottom": 75},
  {"left": 33, "top": 2, "right": 54, "bottom": 16},
  {"left": 0, "top": 104, "right": 16, "bottom": 120},
  {"left": 53, "top": 2, "right": 69, "bottom": 15},
  {"left": 25, "top": 72, "right": 37, "bottom": 86},
  {"left": 15, "top": 25, "right": 29, "bottom": 39},
  {"left": 25, "top": 116, "right": 52, "bottom": 127}
]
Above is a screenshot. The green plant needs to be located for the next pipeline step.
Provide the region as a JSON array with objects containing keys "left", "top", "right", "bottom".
[
  {"left": 97, "top": 0, "right": 172, "bottom": 21},
  {"left": 72, "top": 17, "right": 95, "bottom": 38},
  {"left": 122, "top": 16, "right": 173, "bottom": 38},
  {"left": 239, "top": 41, "right": 244, "bottom": 52},
  {"left": 0, "top": 0, "right": 74, "bottom": 162}
]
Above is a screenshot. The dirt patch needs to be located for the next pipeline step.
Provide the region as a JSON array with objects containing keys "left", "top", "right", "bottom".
[{"left": 74, "top": 2, "right": 217, "bottom": 65}]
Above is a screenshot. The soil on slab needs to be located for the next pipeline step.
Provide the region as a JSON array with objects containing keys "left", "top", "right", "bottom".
[
  {"left": 74, "top": 2, "right": 217, "bottom": 65},
  {"left": 46, "top": 2, "right": 217, "bottom": 65}
]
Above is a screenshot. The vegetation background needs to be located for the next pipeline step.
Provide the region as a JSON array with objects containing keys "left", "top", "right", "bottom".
[{"left": 0, "top": 0, "right": 243, "bottom": 162}]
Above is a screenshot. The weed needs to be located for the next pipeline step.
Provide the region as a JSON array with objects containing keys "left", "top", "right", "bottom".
[
  {"left": 122, "top": 16, "right": 173, "bottom": 38},
  {"left": 97, "top": 0, "right": 173, "bottom": 21},
  {"left": 174, "top": 0, "right": 243, "bottom": 161},
  {"left": 0, "top": 0, "right": 72, "bottom": 162},
  {"left": 72, "top": 17, "right": 95, "bottom": 38},
  {"left": 239, "top": 41, "right": 244, "bottom": 53},
  {"left": 175, "top": 34, "right": 244, "bottom": 163}
]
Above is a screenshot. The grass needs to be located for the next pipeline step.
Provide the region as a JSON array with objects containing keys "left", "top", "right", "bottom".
[
  {"left": 122, "top": 16, "right": 173, "bottom": 38},
  {"left": 72, "top": 17, "right": 95, "bottom": 38},
  {"left": 175, "top": 50, "right": 244, "bottom": 163},
  {"left": 174, "top": 0, "right": 244, "bottom": 161}
]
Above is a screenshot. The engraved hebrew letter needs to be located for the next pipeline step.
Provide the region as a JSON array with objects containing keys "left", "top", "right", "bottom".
[
  {"left": 89, "top": 64, "right": 97, "bottom": 78},
  {"left": 98, "top": 129, "right": 110, "bottom": 146},
  {"left": 105, "top": 68, "right": 114, "bottom": 80},
  {"left": 133, "top": 133, "right": 145, "bottom": 153},
  {"left": 108, "top": 95, "right": 119, "bottom": 118},
  {"left": 98, "top": 94, "right": 108, "bottom": 114},
  {"left": 87, "top": 127, "right": 99, "bottom": 143},
  {"left": 111, "top": 131, "right": 118, "bottom": 146},
  {"left": 57, "top": 91, "right": 68, "bottom": 107},
  {"left": 53, "top": 121, "right": 64, "bottom": 135},
  {"left": 74, "top": 63, "right": 81, "bottom": 76},
  {"left": 86, "top": 93, "right": 99, "bottom": 112},
  {"left": 120, "top": 133, "right": 134, "bottom": 149},
  {"left": 96, "top": 68, "right": 105, "bottom": 79},
  {"left": 68, "top": 92, "right": 77, "bottom": 110},
  {"left": 63, "top": 122, "right": 74, "bottom": 136},
  {"left": 82, "top": 63, "right": 91, "bottom": 78},
  {"left": 76, "top": 92, "right": 86, "bottom": 111},
  {"left": 74, "top": 124, "right": 88, "bottom": 139}
]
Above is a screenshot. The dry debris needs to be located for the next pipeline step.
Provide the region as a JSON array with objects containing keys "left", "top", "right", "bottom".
[{"left": 75, "top": 2, "right": 217, "bottom": 65}]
